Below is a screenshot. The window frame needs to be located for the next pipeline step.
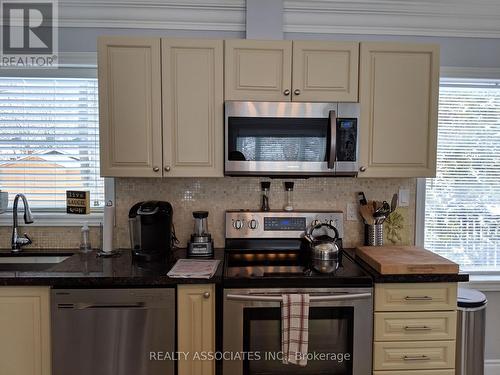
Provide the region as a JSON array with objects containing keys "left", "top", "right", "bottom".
[
  {"left": 416, "top": 66, "right": 500, "bottom": 285},
  {"left": 0, "top": 52, "right": 112, "bottom": 226}
]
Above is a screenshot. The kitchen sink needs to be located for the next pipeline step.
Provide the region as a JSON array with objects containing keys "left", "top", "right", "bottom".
[{"left": 0, "top": 252, "right": 73, "bottom": 271}]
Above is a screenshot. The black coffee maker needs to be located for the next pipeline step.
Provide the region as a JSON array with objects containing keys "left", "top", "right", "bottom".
[{"left": 128, "top": 201, "right": 173, "bottom": 261}]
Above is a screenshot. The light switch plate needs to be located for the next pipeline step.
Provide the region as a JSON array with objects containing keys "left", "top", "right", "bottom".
[
  {"left": 347, "top": 203, "right": 358, "bottom": 221},
  {"left": 399, "top": 188, "right": 410, "bottom": 207}
]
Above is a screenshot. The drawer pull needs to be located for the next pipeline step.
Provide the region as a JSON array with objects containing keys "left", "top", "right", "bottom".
[
  {"left": 404, "top": 325, "right": 432, "bottom": 331},
  {"left": 404, "top": 296, "right": 433, "bottom": 301},
  {"left": 403, "top": 355, "right": 430, "bottom": 361}
]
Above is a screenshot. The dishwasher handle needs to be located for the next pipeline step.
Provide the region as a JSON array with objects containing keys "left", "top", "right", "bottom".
[{"left": 57, "top": 302, "right": 146, "bottom": 310}]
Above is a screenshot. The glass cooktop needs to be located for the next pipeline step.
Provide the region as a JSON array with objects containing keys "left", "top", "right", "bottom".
[{"left": 224, "top": 250, "right": 368, "bottom": 280}]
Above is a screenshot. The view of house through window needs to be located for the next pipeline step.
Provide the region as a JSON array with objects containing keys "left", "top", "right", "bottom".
[
  {"left": 0, "top": 76, "right": 103, "bottom": 211},
  {"left": 425, "top": 79, "right": 500, "bottom": 271}
]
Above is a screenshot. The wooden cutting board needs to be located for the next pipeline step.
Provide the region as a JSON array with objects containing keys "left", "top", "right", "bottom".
[{"left": 355, "top": 246, "right": 459, "bottom": 275}]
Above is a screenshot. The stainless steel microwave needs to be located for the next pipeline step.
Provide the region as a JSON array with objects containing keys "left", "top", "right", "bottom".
[{"left": 224, "top": 101, "right": 359, "bottom": 177}]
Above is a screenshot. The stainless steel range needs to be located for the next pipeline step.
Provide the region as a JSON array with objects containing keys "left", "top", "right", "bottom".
[{"left": 223, "top": 210, "right": 373, "bottom": 375}]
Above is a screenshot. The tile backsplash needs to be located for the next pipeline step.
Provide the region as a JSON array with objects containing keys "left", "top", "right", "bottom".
[
  {"left": 0, "top": 177, "right": 416, "bottom": 250},
  {"left": 115, "top": 177, "right": 416, "bottom": 249}
]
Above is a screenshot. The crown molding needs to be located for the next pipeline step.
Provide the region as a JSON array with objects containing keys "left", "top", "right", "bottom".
[
  {"left": 59, "top": 0, "right": 246, "bottom": 31},
  {"left": 57, "top": 0, "right": 500, "bottom": 38},
  {"left": 283, "top": 0, "right": 500, "bottom": 38}
]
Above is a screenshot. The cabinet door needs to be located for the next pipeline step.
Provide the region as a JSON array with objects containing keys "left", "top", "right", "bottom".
[
  {"left": 225, "top": 39, "right": 292, "bottom": 101},
  {"left": 292, "top": 41, "right": 359, "bottom": 102},
  {"left": 358, "top": 42, "right": 439, "bottom": 177},
  {"left": 162, "top": 39, "right": 223, "bottom": 177},
  {"left": 177, "top": 284, "right": 215, "bottom": 375},
  {"left": 0, "top": 287, "right": 51, "bottom": 375},
  {"left": 98, "top": 37, "right": 163, "bottom": 177}
]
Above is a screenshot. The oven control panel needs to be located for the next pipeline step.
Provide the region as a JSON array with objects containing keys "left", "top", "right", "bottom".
[{"left": 225, "top": 211, "right": 344, "bottom": 239}]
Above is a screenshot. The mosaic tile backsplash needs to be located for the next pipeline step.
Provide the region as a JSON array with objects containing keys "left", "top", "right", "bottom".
[{"left": 0, "top": 177, "right": 416, "bottom": 250}]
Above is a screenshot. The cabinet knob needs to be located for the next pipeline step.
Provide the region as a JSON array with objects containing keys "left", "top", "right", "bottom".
[
  {"left": 164, "top": 166, "right": 171, "bottom": 172},
  {"left": 153, "top": 167, "right": 160, "bottom": 172},
  {"left": 203, "top": 292, "right": 210, "bottom": 299},
  {"left": 359, "top": 166, "right": 367, "bottom": 172},
  {"left": 283, "top": 89, "right": 290, "bottom": 96},
  {"left": 293, "top": 89, "right": 301, "bottom": 95}
]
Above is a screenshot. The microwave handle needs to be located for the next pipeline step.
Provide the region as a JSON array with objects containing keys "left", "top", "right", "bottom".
[{"left": 328, "top": 110, "right": 337, "bottom": 169}]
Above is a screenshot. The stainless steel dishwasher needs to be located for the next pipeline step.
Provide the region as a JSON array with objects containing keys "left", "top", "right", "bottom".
[{"left": 52, "top": 288, "right": 175, "bottom": 375}]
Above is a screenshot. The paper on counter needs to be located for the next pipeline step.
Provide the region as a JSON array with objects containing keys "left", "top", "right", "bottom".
[{"left": 167, "top": 259, "right": 220, "bottom": 279}]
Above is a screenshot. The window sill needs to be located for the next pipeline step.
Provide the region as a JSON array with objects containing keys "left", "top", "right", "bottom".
[
  {"left": 463, "top": 274, "right": 500, "bottom": 292},
  {"left": 0, "top": 212, "right": 103, "bottom": 227}
]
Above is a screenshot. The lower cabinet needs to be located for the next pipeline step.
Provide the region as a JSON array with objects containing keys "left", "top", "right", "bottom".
[
  {"left": 373, "top": 283, "right": 458, "bottom": 375},
  {"left": 0, "top": 286, "right": 51, "bottom": 375},
  {"left": 177, "top": 284, "right": 216, "bottom": 375}
]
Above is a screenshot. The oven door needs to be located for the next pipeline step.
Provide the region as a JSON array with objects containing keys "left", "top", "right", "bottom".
[
  {"left": 225, "top": 101, "right": 338, "bottom": 176},
  {"left": 223, "top": 288, "right": 372, "bottom": 375}
]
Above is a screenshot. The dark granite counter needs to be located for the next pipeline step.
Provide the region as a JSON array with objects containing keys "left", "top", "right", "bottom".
[
  {"left": 345, "top": 248, "right": 469, "bottom": 283},
  {"left": 0, "top": 248, "right": 223, "bottom": 287}
]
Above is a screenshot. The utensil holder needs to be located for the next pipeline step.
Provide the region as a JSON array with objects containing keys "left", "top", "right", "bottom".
[{"left": 365, "top": 223, "right": 384, "bottom": 246}]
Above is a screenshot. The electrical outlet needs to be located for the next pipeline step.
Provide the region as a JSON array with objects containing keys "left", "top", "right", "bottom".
[
  {"left": 347, "top": 203, "right": 358, "bottom": 221},
  {"left": 399, "top": 188, "right": 410, "bottom": 207}
]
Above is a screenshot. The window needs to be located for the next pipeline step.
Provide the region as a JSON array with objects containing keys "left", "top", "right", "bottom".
[
  {"left": 0, "top": 76, "right": 104, "bottom": 213},
  {"left": 424, "top": 79, "right": 500, "bottom": 272}
]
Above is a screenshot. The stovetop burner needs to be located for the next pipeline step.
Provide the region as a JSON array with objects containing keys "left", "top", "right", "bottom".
[
  {"left": 224, "top": 249, "right": 365, "bottom": 279},
  {"left": 223, "top": 211, "right": 373, "bottom": 287}
]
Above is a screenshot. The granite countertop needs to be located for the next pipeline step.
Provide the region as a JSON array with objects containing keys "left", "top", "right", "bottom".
[
  {"left": 345, "top": 248, "right": 470, "bottom": 283},
  {"left": 0, "top": 248, "right": 224, "bottom": 287}
]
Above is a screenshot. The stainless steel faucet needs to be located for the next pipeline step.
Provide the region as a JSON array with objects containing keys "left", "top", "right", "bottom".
[{"left": 11, "top": 193, "right": 34, "bottom": 252}]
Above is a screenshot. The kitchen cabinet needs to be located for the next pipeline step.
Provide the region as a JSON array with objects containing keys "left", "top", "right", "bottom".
[
  {"left": 98, "top": 37, "right": 163, "bottom": 177},
  {"left": 98, "top": 37, "right": 223, "bottom": 177},
  {"left": 162, "top": 39, "right": 223, "bottom": 177},
  {"left": 177, "top": 284, "right": 215, "bottom": 375},
  {"left": 292, "top": 41, "right": 359, "bottom": 102},
  {"left": 224, "top": 39, "right": 359, "bottom": 102},
  {"left": 0, "top": 287, "right": 51, "bottom": 375},
  {"left": 373, "top": 283, "right": 457, "bottom": 374},
  {"left": 358, "top": 42, "right": 440, "bottom": 178}
]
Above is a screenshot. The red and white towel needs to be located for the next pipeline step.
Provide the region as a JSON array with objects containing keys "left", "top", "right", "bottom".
[{"left": 281, "top": 294, "right": 310, "bottom": 366}]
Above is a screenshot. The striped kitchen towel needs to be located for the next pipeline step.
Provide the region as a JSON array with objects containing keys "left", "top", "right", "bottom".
[{"left": 281, "top": 293, "right": 310, "bottom": 366}]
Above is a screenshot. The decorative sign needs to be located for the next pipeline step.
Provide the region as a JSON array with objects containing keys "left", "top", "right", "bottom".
[{"left": 66, "top": 191, "right": 90, "bottom": 214}]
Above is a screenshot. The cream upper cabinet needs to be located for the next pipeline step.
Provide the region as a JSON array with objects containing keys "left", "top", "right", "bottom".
[
  {"left": 177, "top": 284, "right": 215, "bottom": 375},
  {"left": 224, "top": 39, "right": 359, "bottom": 102},
  {"left": 0, "top": 287, "right": 51, "bottom": 375},
  {"left": 98, "top": 36, "right": 163, "bottom": 177},
  {"left": 358, "top": 42, "right": 439, "bottom": 178},
  {"left": 162, "top": 39, "right": 223, "bottom": 177},
  {"left": 225, "top": 40, "right": 293, "bottom": 101},
  {"left": 292, "top": 41, "right": 359, "bottom": 102}
]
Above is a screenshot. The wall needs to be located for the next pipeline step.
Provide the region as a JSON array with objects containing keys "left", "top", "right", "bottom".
[{"left": 114, "top": 177, "right": 415, "bottom": 249}]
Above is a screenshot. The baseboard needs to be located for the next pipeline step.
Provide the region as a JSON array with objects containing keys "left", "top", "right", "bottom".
[{"left": 485, "top": 359, "right": 500, "bottom": 375}]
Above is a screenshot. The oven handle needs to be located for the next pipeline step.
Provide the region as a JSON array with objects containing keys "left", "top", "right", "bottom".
[
  {"left": 226, "top": 293, "right": 371, "bottom": 302},
  {"left": 327, "top": 110, "right": 337, "bottom": 170}
]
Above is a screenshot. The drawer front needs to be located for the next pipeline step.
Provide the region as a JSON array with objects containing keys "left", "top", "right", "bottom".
[
  {"left": 374, "top": 370, "right": 455, "bottom": 375},
  {"left": 373, "top": 341, "right": 455, "bottom": 371},
  {"left": 374, "top": 311, "right": 457, "bottom": 341},
  {"left": 375, "top": 283, "right": 457, "bottom": 311}
]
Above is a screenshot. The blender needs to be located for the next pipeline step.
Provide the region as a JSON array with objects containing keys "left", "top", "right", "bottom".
[{"left": 187, "top": 211, "right": 214, "bottom": 257}]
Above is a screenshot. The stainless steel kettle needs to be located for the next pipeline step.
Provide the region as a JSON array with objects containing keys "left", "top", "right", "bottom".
[{"left": 304, "top": 222, "right": 341, "bottom": 260}]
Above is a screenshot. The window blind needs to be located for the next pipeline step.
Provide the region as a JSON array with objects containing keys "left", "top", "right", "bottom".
[
  {"left": 425, "top": 82, "right": 500, "bottom": 271},
  {"left": 0, "top": 77, "right": 104, "bottom": 211}
]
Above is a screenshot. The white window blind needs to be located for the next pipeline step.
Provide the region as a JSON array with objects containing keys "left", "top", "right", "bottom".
[
  {"left": 425, "top": 80, "right": 500, "bottom": 271},
  {"left": 0, "top": 76, "right": 104, "bottom": 211}
]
